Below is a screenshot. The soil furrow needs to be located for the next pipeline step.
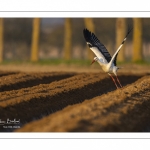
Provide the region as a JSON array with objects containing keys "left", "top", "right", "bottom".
[
  {"left": 15, "top": 75, "right": 150, "bottom": 132},
  {"left": 0, "top": 72, "right": 75, "bottom": 92},
  {"left": 0, "top": 73, "right": 142, "bottom": 132},
  {"left": 0, "top": 71, "right": 19, "bottom": 77}
]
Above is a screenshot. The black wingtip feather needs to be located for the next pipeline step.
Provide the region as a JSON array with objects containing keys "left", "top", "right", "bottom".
[
  {"left": 83, "top": 28, "right": 93, "bottom": 42},
  {"left": 126, "top": 25, "right": 133, "bottom": 37},
  {"left": 83, "top": 28, "right": 100, "bottom": 46},
  {"left": 83, "top": 28, "right": 112, "bottom": 63},
  {"left": 114, "top": 25, "right": 133, "bottom": 66}
]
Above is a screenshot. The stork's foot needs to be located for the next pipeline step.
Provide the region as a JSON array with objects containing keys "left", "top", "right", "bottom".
[
  {"left": 115, "top": 85, "right": 119, "bottom": 89},
  {"left": 115, "top": 84, "right": 123, "bottom": 89}
]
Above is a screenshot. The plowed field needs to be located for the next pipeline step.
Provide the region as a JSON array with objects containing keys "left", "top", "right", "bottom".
[{"left": 0, "top": 65, "right": 150, "bottom": 132}]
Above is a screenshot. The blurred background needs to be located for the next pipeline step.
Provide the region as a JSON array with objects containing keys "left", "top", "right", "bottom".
[{"left": 0, "top": 18, "right": 149, "bottom": 65}]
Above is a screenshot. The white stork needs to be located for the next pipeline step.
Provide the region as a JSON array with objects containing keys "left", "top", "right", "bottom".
[{"left": 83, "top": 27, "right": 132, "bottom": 89}]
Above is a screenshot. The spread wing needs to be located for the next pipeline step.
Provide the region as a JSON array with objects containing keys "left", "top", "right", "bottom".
[
  {"left": 83, "top": 28, "right": 112, "bottom": 63},
  {"left": 111, "top": 26, "right": 133, "bottom": 66}
]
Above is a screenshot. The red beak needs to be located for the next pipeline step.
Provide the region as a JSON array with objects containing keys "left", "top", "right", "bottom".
[{"left": 91, "top": 60, "right": 95, "bottom": 65}]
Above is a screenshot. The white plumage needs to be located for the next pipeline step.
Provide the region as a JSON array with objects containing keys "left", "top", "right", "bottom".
[{"left": 83, "top": 28, "right": 132, "bottom": 89}]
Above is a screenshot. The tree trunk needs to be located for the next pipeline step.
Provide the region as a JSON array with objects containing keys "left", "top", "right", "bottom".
[
  {"left": 84, "top": 18, "right": 95, "bottom": 60},
  {"left": 116, "top": 18, "right": 127, "bottom": 62},
  {"left": 63, "top": 18, "right": 72, "bottom": 60},
  {"left": 31, "top": 18, "right": 40, "bottom": 62},
  {"left": 0, "top": 18, "right": 3, "bottom": 63},
  {"left": 132, "top": 18, "right": 143, "bottom": 62}
]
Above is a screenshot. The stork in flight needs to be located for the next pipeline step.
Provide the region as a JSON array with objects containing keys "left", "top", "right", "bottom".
[{"left": 83, "top": 27, "right": 132, "bottom": 89}]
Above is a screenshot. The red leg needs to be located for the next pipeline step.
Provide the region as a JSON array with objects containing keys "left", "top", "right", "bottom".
[
  {"left": 108, "top": 74, "right": 119, "bottom": 89},
  {"left": 115, "top": 75, "right": 123, "bottom": 88}
]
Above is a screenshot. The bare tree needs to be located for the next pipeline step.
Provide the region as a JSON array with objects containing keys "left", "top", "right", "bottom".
[
  {"left": 116, "top": 18, "right": 127, "bottom": 62},
  {"left": 133, "top": 18, "right": 143, "bottom": 62},
  {"left": 31, "top": 18, "right": 40, "bottom": 62},
  {"left": 63, "top": 18, "right": 72, "bottom": 60},
  {"left": 0, "top": 18, "right": 3, "bottom": 63},
  {"left": 84, "top": 18, "right": 95, "bottom": 60}
]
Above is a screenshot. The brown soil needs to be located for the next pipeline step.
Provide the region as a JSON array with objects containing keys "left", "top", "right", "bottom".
[
  {"left": 16, "top": 75, "right": 150, "bottom": 132},
  {"left": 0, "top": 64, "right": 149, "bottom": 132},
  {"left": 0, "top": 72, "right": 75, "bottom": 92}
]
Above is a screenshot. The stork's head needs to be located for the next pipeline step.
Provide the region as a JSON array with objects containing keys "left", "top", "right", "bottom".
[{"left": 91, "top": 57, "right": 98, "bottom": 65}]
